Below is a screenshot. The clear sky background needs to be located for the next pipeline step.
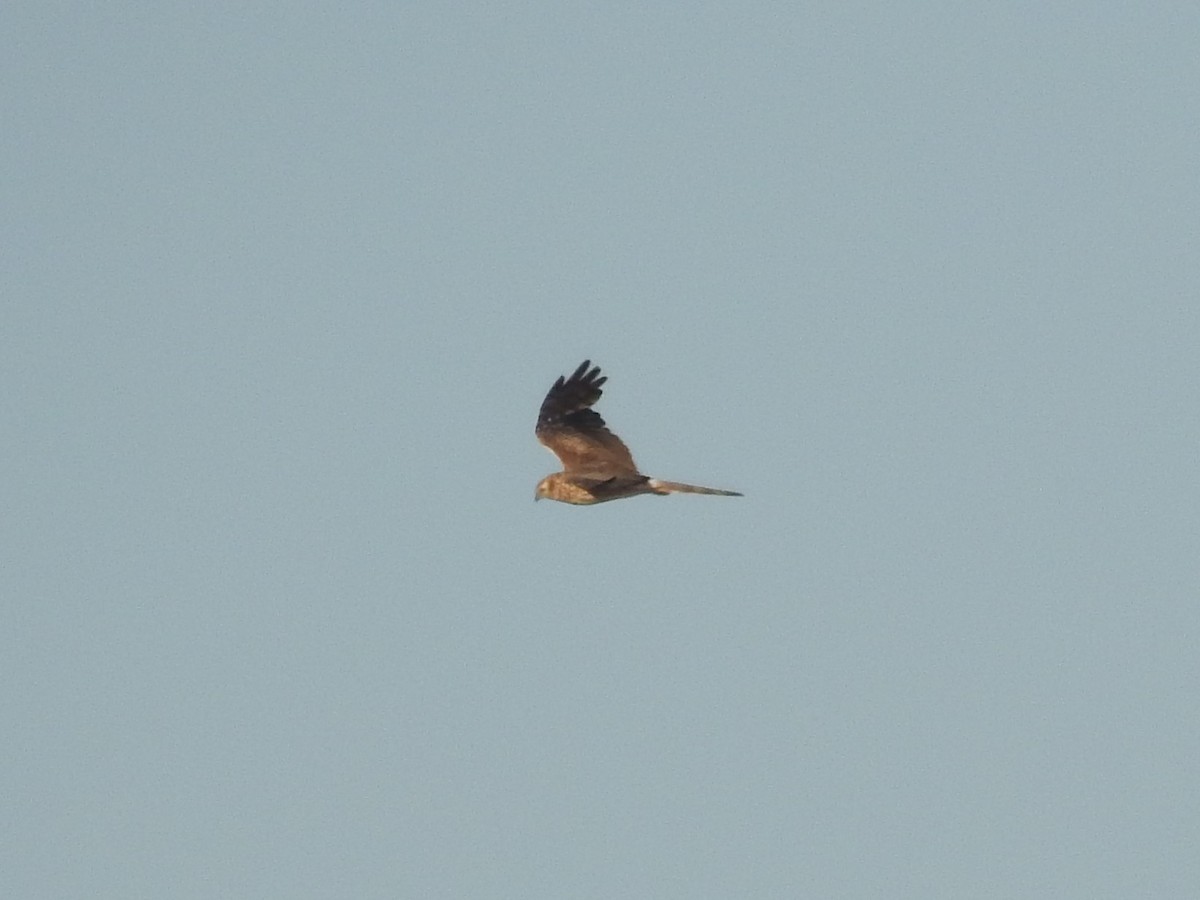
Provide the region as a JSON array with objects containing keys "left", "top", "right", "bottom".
[{"left": 4, "top": 4, "right": 1198, "bottom": 898}]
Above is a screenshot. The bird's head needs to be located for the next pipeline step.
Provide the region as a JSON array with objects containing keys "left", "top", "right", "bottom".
[{"left": 534, "top": 476, "right": 552, "bottom": 502}]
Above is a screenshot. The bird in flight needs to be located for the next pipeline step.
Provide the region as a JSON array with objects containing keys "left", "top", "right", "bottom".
[{"left": 534, "top": 360, "right": 743, "bottom": 505}]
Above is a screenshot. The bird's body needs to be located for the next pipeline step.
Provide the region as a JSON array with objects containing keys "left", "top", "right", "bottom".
[{"left": 534, "top": 361, "right": 741, "bottom": 505}]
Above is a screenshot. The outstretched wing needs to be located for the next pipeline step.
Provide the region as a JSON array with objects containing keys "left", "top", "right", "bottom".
[{"left": 536, "top": 360, "right": 639, "bottom": 475}]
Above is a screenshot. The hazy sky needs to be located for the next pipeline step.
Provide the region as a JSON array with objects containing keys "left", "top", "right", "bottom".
[{"left": 4, "top": 4, "right": 1198, "bottom": 898}]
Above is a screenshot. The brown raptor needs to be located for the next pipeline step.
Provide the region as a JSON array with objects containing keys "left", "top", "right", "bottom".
[{"left": 534, "top": 360, "right": 742, "bottom": 505}]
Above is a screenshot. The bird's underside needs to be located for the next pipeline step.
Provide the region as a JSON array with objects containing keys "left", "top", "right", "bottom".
[
  {"left": 534, "top": 360, "right": 742, "bottom": 506},
  {"left": 539, "top": 472, "right": 742, "bottom": 506}
]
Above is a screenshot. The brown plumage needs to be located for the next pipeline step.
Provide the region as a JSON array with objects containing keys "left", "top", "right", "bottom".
[{"left": 534, "top": 360, "right": 743, "bottom": 505}]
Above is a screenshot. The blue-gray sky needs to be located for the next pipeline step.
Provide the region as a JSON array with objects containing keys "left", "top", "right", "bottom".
[{"left": 4, "top": 4, "right": 1198, "bottom": 897}]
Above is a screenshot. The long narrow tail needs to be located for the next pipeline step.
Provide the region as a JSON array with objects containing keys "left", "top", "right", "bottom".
[{"left": 647, "top": 478, "right": 742, "bottom": 497}]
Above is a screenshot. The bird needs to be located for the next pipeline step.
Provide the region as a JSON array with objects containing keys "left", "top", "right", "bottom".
[{"left": 534, "top": 360, "right": 742, "bottom": 505}]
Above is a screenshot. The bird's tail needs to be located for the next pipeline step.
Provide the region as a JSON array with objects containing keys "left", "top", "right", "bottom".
[{"left": 647, "top": 478, "right": 742, "bottom": 497}]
